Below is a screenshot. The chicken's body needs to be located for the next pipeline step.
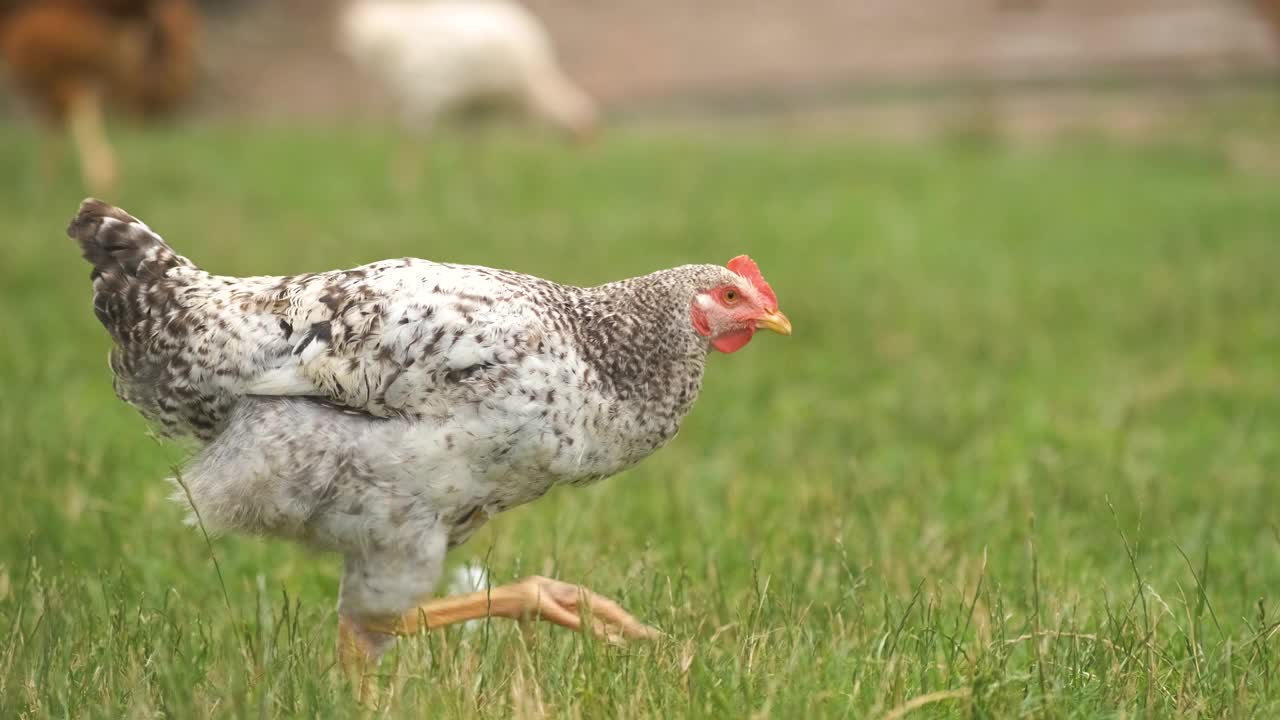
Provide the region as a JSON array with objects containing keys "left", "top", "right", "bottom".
[
  {"left": 69, "top": 200, "right": 791, "bottom": 697},
  {"left": 145, "top": 259, "right": 712, "bottom": 621}
]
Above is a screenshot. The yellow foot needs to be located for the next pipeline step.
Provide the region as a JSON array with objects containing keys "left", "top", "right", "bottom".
[{"left": 338, "top": 575, "right": 660, "bottom": 701}]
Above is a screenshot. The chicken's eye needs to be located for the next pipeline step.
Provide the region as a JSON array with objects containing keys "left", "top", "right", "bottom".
[{"left": 722, "top": 290, "right": 739, "bottom": 304}]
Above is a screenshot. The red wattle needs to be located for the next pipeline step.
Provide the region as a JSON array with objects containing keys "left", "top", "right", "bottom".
[{"left": 711, "top": 328, "right": 755, "bottom": 353}]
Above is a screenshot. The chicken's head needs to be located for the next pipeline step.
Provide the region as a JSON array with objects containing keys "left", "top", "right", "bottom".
[{"left": 690, "top": 255, "right": 791, "bottom": 353}]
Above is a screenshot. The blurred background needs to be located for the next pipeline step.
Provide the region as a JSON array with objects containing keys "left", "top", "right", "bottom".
[
  {"left": 199, "top": 0, "right": 1280, "bottom": 125},
  {"left": 2, "top": 0, "right": 1280, "bottom": 181}
]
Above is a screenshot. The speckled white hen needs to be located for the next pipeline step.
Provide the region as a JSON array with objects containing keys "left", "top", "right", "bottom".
[
  {"left": 69, "top": 199, "right": 791, "bottom": 691},
  {"left": 338, "top": 0, "right": 597, "bottom": 137}
]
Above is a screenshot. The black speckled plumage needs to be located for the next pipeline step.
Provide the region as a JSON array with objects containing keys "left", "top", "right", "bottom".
[{"left": 68, "top": 198, "right": 784, "bottom": 628}]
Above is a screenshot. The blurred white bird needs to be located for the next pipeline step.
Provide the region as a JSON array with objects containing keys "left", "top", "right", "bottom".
[{"left": 338, "top": 0, "right": 598, "bottom": 139}]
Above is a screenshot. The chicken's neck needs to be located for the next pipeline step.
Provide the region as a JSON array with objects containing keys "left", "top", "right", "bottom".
[{"left": 563, "top": 274, "right": 712, "bottom": 425}]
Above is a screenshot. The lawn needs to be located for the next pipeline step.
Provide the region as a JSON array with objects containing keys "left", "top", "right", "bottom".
[{"left": 1, "top": 116, "right": 1279, "bottom": 718}]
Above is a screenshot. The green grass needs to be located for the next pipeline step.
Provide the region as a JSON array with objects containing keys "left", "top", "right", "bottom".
[{"left": 2, "top": 118, "right": 1280, "bottom": 718}]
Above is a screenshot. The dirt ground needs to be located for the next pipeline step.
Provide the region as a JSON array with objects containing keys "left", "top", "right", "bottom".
[
  {"left": 2, "top": 0, "right": 1278, "bottom": 132},
  {"left": 192, "top": 0, "right": 1279, "bottom": 122}
]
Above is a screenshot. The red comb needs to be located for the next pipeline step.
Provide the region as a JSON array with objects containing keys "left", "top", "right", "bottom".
[{"left": 727, "top": 255, "right": 777, "bottom": 308}]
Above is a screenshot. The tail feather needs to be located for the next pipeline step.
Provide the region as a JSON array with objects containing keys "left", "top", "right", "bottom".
[
  {"left": 68, "top": 198, "right": 186, "bottom": 281},
  {"left": 68, "top": 198, "right": 197, "bottom": 345},
  {"left": 68, "top": 199, "right": 239, "bottom": 441}
]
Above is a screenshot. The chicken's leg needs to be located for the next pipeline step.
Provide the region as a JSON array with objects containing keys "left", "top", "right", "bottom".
[
  {"left": 337, "top": 614, "right": 392, "bottom": 703},
  {"left": 339, "top": 575, "right": 659, "bottom": 700},
  {"left": 66, "top": 86, "right": 118, "bottom": 194},
  {"left": 375, "top": 575, "right": 660, "bottom": 639},
  {"left": 38, "top": 125, "right": 67, "bottom": 186},
  {"left": 390, "top": 130, "right": 429, "bottom": 194}
]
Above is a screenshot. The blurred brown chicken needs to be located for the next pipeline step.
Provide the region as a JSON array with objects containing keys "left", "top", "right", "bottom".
[
  {"left": 0, "top": 0, "right": 199, "bottom": 193},
  {"left": 1258, "top": 0, "right": 1280, "bottom": 39}
]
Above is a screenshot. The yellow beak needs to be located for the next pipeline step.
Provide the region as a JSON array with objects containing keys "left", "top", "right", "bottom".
[{"left": 756, "top": 309, "right": 792, "bottom": 336}]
